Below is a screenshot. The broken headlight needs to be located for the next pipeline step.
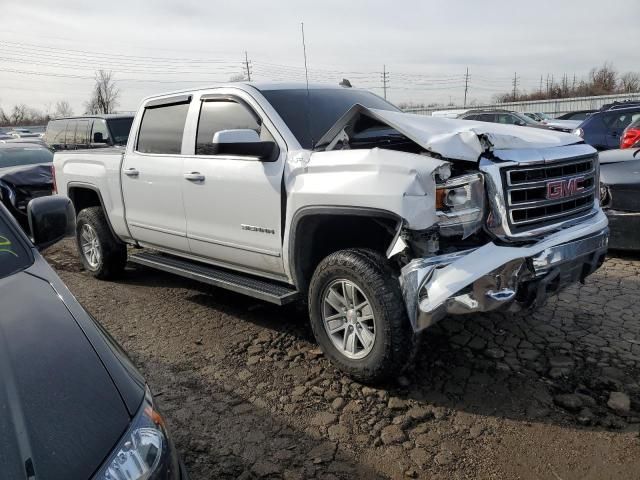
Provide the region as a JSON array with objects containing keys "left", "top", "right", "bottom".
[
  {"left": 93, "top": 387, "right": 180, "bottom": 480},
  {"left": 435, "top": 173, "right": 485, "bottom": 238}
]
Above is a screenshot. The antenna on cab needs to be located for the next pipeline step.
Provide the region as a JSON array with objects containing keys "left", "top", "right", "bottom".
[{"left": 301, "top": 22, "right": 314, "bottom": 148}]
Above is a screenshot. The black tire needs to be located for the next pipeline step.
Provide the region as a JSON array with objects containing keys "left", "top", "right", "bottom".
[
  {"left": 308, "top": 248, "right": 417, "bottom": 383},
  {"left": 76, "top": 207, "right": 127, "bottom": 279}
]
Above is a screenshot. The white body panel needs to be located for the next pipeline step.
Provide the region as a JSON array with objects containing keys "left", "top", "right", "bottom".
[
  {"left": 121, "top": 151, "right": 189, "bottom": 253},
  {"left": 52, "top": 82, "right": 604, "bottom": 291}
]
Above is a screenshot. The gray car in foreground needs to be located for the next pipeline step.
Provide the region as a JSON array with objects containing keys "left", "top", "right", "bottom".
[{"left": 0, "top": 197, "right": 187, "bottom": 479}]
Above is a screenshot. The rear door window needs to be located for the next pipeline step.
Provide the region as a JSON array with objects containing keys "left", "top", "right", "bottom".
[
  {"left": 45, "top": 120, "right": 67, "bottom": 147},
  {"left": 136, "top": 103, "right": 189, "bottom": 154},
  {"left": 64, "top": 120, "right": 78, "bottom": 145},
  {"left": 478, "top": 114, "right": 495, "bottom": 122},
  {"left": 75, "top": 120, "right": 90, "bottom": 146}
]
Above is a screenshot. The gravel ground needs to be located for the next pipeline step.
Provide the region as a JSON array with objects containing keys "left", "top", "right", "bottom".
[{"left": 45, "top": 240, "right": 640, "bottom": 479}]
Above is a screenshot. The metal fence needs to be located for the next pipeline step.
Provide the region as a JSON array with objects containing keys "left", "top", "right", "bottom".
[{"left": 402, "top": 92, "right": 640, "bottom": 117}]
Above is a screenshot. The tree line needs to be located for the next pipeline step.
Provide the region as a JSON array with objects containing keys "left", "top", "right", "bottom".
[
  {"left": 495, "top": 63, "right": 640, "bottom": 103},
  {"left": 0, "top": 70, "right": 121, "bottom": 127}
]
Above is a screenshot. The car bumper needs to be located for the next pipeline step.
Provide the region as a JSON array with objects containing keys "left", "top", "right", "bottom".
[
  {"left": 606, "top": 209, "right": 640, "bottom": 251},
  {"left": 400, "top": 210, "right": 609, "bottom": 332}
]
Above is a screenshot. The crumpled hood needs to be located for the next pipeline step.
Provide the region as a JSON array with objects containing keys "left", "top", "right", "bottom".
[
  {"left": 0, "top": 271, "right": 129, "bottom": 480},
  {"left": 0, "top": 163, "right": 52, "bottom": 187},
  {"left": 316, "top": 105, "right": 583, "bottom": 162}
]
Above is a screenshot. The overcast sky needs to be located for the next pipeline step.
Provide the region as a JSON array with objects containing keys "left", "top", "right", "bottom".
[{"left": 1, "top": 0, "right": 638, "bottom": 114}]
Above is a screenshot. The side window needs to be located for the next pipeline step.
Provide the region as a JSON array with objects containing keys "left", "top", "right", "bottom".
[
  {"left": 478, "top": 114, "right": 495, "bottom": 122},
  {"left": 75, "top": 120, "right": 89, "bottom": 146},
  {"left": 91, "top": 119, "right": 111, "bottom": 144},
  {"left": 45, "top": 120, "right": 67, "bottom": 146},
  {"left": 464, "top": 114, "right": 478, "bottom": 121},
  {"left": 496, "top": 114, "right": 516, "bottom": 125},
  {"left": 196, "top": 99, "right": 273, "bottom": 155},
  {"left": 137, "top": 102, "right": 189, "bottom": 154},
  {"left": 64, "top": 120, "right": 78, "bottom": 145}
]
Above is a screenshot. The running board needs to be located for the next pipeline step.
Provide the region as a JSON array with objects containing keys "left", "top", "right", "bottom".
[{"left": 129, "top": 251, "right": 299, "bottom": 305}]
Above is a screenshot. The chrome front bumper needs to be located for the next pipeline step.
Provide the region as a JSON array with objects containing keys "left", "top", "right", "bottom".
[{"left": 399, "top": 210, "right": 609, "bottom": 332}]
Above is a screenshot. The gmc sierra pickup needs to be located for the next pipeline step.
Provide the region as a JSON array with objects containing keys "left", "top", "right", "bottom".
[{"left": 53, "top": 83, "right": 608, "bottom": 382}]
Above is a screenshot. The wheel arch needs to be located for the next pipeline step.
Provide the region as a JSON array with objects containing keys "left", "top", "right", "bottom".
[
  {"left": 287, "top": 206, "right": 402, "bottom": 292},
  {"left": 66, "top": 183, "right": 122, "bottom": 243}
]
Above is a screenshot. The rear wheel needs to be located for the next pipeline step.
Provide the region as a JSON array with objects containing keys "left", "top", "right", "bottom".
[
  {"left": 308, "top": 248, "right": 417, "bottom": 383},
  {"left": 76, "top": 207, "right": 127, "bottom": 279}
]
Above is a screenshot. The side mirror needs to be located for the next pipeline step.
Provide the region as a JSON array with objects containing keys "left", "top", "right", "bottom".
[
  {"left": 209, "top": 129, "right": 276, "bottom": 161},
  {"left": 27, "top": 196, "right": 75, "bottom": 250},
  {"left": 93, "top": 132, "right": 107, "bottom": 143}
]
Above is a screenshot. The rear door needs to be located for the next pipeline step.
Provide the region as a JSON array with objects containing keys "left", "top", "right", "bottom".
[
  {"left": 121, "top": 96, "right": 191, "bottom": 252},
  {"left": 181, "top": 92, "right": 286, "bottom": 276}
]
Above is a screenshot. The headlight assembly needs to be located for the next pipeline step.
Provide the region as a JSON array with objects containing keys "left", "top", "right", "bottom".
[
  {"left": 435, "top": 173, "right": 485, "bottom": 238},
  {"left": 94, "top": 387, "right": 180, "bottom": 480}
]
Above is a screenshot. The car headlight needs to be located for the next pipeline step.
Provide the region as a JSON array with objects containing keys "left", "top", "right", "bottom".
[
  {"left": 572, "top": 128, "right": 584, "bottom": 138},
  {"left": 435, "top": 173, "right": 485, "bottom": 238},
  {"left": 94, "top": 387, "right": 180, "bottom": 480}
]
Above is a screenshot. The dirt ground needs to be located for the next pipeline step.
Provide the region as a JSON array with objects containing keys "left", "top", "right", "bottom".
[{"left": 45, "top": 239, "right": 640, "bottom": 480}]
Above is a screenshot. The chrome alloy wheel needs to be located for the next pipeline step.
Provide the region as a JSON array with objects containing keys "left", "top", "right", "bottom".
[
  {"left": 321, "top": 279, "right": 376, "bottom": 360},
  {"left": 80, "top": 223, "right": 101, "bottom": 268}
]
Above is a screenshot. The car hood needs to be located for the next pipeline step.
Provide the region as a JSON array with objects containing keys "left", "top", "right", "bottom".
[
  {"left": 0, "top": 163, "right": 52, "bottom": 187},
  {"left": 316, "top": 105, "right": 583, "bottom": 162},
  {"left": 598, "top": 148, "right": 640, "bottom": 165},
  {"left": 0, "top": 270, "right": 130, "bottom": 480}
]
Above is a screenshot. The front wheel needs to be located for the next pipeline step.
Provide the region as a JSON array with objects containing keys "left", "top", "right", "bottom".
[
  {"left": 308, "top": 248, "right": 417, "bottom": 383},
  {"left": 76, "top": 207, "right": 127, "bottom": 279}
]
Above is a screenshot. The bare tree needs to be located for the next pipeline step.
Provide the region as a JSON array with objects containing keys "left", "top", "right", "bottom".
[
  {"left": 10, "top": 104, "right": 28, "bottom": 125},
  {"left": 54, "top": 100, "right": 74, "bottom": 118},
  {"left": 589, "top": 63, "right": 617, "bottom": 94},
  {"left": 85, "top": 70, "right": 120, "bottom": 114},
  {"left": 619, "top": 72, "right": 640, "bottom": 93}
]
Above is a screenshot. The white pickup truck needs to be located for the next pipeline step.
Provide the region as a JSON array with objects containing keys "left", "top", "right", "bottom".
[{"left": 54, "top": 83, "right": 608, "bottom": 382}]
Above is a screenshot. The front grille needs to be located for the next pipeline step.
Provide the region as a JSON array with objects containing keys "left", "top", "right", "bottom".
[{"left": 502, "top": 156, "right": 597, "bottom": 232}]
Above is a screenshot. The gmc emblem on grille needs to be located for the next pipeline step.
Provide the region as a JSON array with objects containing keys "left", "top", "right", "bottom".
[{"left": 546, "top": 176, "right": 585, "bottom": 200}]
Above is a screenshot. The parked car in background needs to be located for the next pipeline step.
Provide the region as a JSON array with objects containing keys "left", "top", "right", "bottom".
[
  {"left": 5, "top": 128, "right": 43, "bottom": 138},
  {"left": 540, "top": 118, "right": 582, "bottom": 133},
  {"left": 458, "top": 110, "right": 547, "bottom": 128},
  {"left": 0, "top": 143, "right": 53, "bottom": 229},
  {"left": 620, "top": 118, "right": 640, "bottom": 149},
  {"left": 599, "top": 148, "right": 640, "bottom": 250},
  {"left": 44, "top": 114, "right": 134, "bottom": 150},
  {"left": 573, "top": 104, "right": 640, "bottom": 150},
  {"left": 0, "top": 197, "right": 187, "bottom": 480},
  {"left": 556, "top": 110, "right": 596, "bottom": 121}
]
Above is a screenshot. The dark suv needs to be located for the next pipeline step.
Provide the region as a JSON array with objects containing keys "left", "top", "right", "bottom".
[
  {"left": 574, "top": 102, "right": 640, "bottom": 150},
  {"left": 44, "top": 114, "right": 134, "bottom": 150}
]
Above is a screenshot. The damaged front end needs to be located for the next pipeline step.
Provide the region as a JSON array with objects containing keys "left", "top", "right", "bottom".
[{"left": 314, "top": 104, "right": 609, "bottom": 333}]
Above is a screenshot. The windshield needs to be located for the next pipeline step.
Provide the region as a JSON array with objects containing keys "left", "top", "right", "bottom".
[
  {"left": 0, "top": 146, "right": 53, "bottom": 168},
  {"left": 107, "top": 117, "right": 134, "bottom": 145},
  {"left": 0, "top": 212, "right": 31, "bottom": 279},
  {"left": 259, "top": 88, "right": 400, "bottom": 149}
]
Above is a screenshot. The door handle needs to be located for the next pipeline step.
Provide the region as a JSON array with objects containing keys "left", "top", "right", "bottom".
[
  {"left": 184, "top": 172, "right": 205, "bottom": 182},
  {"left": 124, "top": 167, "right": 139, "bottom": 177}
]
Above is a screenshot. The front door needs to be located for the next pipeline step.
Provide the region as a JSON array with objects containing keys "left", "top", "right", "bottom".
[
  {"left": 182, "top": 95, "right": 285, "bottom": 276},
  {"left": 122, "top": 98, "right": 191, "bottom": 253}
]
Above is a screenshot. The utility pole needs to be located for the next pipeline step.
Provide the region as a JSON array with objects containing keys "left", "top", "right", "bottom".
[
  {"left": 512, "top": 72, "right": 518, "bottom": 101},
  {"left": 381, "top": 65, "right": 389, "bottom": 100},
  {"left": 539, "top": 75, "right": 543, "bottom": 94},
  {"left": 244, "top": 51, "right": 252, "bottom": 81},
  {"left": 463, "top": 67, "right": 469, "bottom": 107}
]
